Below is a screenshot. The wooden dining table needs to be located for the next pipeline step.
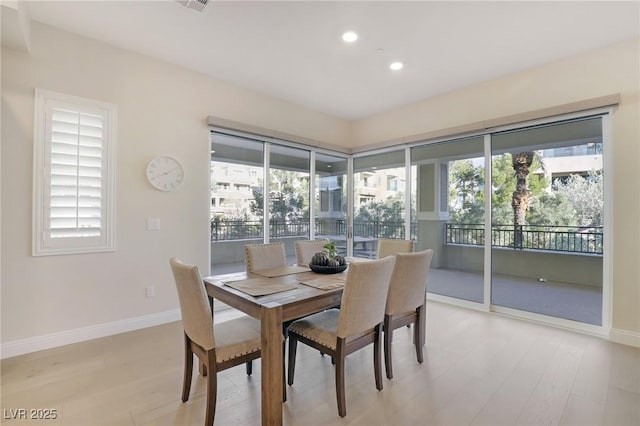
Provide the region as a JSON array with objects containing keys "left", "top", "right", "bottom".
[{"left": 203, "top": 267, "right": 347, "bottom": 426}]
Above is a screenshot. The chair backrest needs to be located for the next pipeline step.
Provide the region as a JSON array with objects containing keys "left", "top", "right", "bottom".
[
  {"left": 295, "top": 240, "right": 326, "bottom": 266},
  {"left": 385, "top": 249, "right": 434, "bottom": 316},
  {"left": 337, "top": 256, "right": 395, "bottom": 339},
  {"left": 377, "top": 239, "right": 414, "bottom": 259},
  {"left": 244, "top": 242, "right": 287, "bottom": 272},
  {"left": 169, "top": 258, "right": 215, "bottom": 350}
]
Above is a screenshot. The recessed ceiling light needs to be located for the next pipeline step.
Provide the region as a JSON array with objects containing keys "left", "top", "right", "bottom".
[
  {"left": 390, "top": 62, "right": 404, "bottom": 71},
  {"left": 342, "top": 31, "right": 358, "bottom": 43}
]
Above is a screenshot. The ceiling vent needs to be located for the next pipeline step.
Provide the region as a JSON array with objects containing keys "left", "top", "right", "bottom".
[{"left": 176, "top": 0, "right": 208, "bottom": 13}]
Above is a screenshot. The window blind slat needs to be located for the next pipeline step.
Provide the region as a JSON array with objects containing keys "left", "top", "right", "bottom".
[
  {"left": 51, "top": 109, "right": 79, "bottom": 123},
  {"left": 51, "top": 217, "right": 100, "bottom": 226},
  {"left": 79, "top": 125, "right": 103, "bottom": 138},
  {"left": 79, "top": 135, "right": 103, "bottom": 147},
  {"left": 78, "top": 157, "right": 102, "bottom": 167},
  {"left": 51, "top": 120, "right": 79, "bottom": 132},
  {"left": 50, "top": 175, "right": 102, "bottom": 187},
  {"left": 51, "top": 196, "right": 101, "bottom": 206},
  {"left": 51, "top": 229, "right": 101, "bottom": 238},
  {"left": 51, "top": 138, "right": 78, "bottom": 150},
  {"left": 50, "top": 207, "right": 98, "bottom": 217},
  {"left": 78, "top": 146, "right": 103, "bottom": 158}
]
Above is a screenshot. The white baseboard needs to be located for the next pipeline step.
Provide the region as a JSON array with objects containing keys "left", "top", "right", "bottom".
[
  {"left": 609, "top": 328, "right": 640, "bottom": 348},
  {"left": 0, "top": 309, "right": 181, "bottom": 359}
]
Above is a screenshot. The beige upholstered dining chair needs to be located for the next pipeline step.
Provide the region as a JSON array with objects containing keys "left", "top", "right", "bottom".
[
  {"left": 294, "top": 239, "right": 326, "bottom": 266},
  {"left": 286, "top": 256, "right": 396, "bottom": 417},
  {"left": 377, "top": 238, "right": 414, "bottom": 259},
  {"left": 383, "top": 249, "right": 433, "bottom": 379},
  {"left": 243, "top": 241, "right": 295, "bottom": 401},
  {"left": 169, "top": 258, "right": 261, "bottom": 426},
  {"left": 244, "top": 242, "right": 287, "bottom": 272}
]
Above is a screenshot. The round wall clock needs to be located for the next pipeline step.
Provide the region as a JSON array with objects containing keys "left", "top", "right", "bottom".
[{"left": 146, "top": 156, "right": 185, "bottom": 191}]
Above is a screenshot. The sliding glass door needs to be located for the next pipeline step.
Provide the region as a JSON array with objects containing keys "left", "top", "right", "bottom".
[
  {"left": 210, "top": 133, "right": 264, "bottom": 273},
  {"left": 353, "top": 150, "right": 408, "bottom": 258},
  {"left": 490, "top": 117, "right": 604, "bottom": 325},
  {"left": 315, "top": 153, "right": 348, "bottom": 255},
  {"left": 411, "top": 137, "right": 486, "bottom": 304},
  {"left": 269, "top": 144, "right": 310, "bottom": 264}
]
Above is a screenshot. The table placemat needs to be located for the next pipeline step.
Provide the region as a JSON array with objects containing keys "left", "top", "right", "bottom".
[
  {"left": 252, "top": 265, "right": 311, "bottom": 278},
  {"left": 299, "top": 274, "right": 347, "bottom": 291},
  {"left": 223, "top": 277, "right": 297, "bottom": 296}
]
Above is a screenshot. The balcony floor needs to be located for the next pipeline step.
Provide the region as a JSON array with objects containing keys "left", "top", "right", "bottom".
[
  {"left": 429, "top": 268, "right": 602, "bottom": 326},
  {"left": 210, "top": 260, "right": 602, "bottom": 327}
]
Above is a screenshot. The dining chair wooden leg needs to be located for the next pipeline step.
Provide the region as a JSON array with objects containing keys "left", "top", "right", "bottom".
[
  {"left": 335, "top": 339, "right": 347, "bottom": 417},
  {"left": 282, "top": 340, "right": 287, "bottom": 402},
  {"left": 246, "top": 360, "right": 252, "bottom": 376},
  {"left": 204, "top": 350, "right": 217, "bottom": 426},
  {"left": 415, "top": 304, "right": 426, "bottom": 363},
  {"left": 373, "top": 324, "right": 383, "bottom": 391},
  {"left": 383, "top": 315, "right": 394, "bottom": 380},
  {"left": 287, "top": 336, "right": 297, "bottom": 386},
  {"left": 199, "top": 359, "right": 208, "bottom": 377},
  {"left": 182, "top": 334, "right": 193, "bottom": 402}
]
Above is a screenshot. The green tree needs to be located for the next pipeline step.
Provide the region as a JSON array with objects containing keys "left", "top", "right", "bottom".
[
  {"left": 511, "top": 152, "right": 535, "bottom": 231},
  {"left": 554, "top": 171, "right": 603, "bottom": 227},
  {"left": 354, "top": 193, "right": 405, "bottom": 238},
  {"left": 526, "top": 192, "right": 575, "bottom": 226},
  {"left": 250, "top": 170, "right": 309, "bottom": 222},
  {"left": 448, "top": 154, "right": 548, "bottom": 226},
  {"left": 448, "top": 159, "right": 484, "bottom": 224},
  {"left": 491, "top": 153, "right": 548, "bottom": 225}
]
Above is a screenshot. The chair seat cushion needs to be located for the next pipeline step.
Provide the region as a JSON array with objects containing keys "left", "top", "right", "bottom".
[
  {"left": 287, "top": 309, "right": 340, "bottom": 350},
  {"left": 215, "top": 316, "right": 261, "bottom": 363}
]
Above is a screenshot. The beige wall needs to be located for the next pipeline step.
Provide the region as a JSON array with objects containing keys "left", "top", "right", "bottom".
[
  {"left": 353, "top": 38, "right": 640, "bottom": 336},
  {"left": 0, "top": 23, "right": 350, "bottom": 344}
]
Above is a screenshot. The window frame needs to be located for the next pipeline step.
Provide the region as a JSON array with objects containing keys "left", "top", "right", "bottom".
[{"left": 32, "top": 89, "right": 117, "bottom": 256}]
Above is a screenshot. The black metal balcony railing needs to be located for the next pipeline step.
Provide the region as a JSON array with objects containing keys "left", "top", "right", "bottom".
[
  {"left": 211, "top": 219, "right": 417, "bottom": 242},
  {"left": 445, "top": 223, "right": 603, "bottom": 255},
  {"left": 210, "top": 220, "right": 308, "bottom": 241},
  {"left": 353, "top": 221, "right": 417, "bottom": 240},
  {"left": 210, "top": 220, "right": 601, "bottom": 255}
]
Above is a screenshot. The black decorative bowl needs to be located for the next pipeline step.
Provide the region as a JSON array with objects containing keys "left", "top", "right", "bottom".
[{"left": 308, "top": 264, "right": 347, "bottom": 274}]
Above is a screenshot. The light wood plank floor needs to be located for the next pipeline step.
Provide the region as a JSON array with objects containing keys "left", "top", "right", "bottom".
[{"left": 2, "top": 302, "right": 638, "bottom": 426}]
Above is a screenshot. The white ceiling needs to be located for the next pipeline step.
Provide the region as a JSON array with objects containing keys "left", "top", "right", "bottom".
[{"left": 26, "top": 1, "right": 640, "bottom": 120}]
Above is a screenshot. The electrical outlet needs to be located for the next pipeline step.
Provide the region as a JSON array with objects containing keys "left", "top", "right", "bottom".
[{"left": 146, "top": 286, "right": 156, "bottom": 298}]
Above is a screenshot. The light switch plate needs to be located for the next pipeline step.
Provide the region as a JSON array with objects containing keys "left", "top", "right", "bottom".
[{"left": 146, "top": 218, "right": 161, "bottom": 231}]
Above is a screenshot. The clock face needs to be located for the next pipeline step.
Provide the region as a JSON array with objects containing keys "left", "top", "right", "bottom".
[{"left": 146, "top": 156, "right": 184, "bottom": 191}]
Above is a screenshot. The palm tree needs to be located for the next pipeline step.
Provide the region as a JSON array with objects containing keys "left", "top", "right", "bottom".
[{"left": 511, "top": 152, "right": 535, "bottom": 248}]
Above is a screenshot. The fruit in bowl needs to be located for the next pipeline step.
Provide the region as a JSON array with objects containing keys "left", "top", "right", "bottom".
[
  {"left": 311, "top": 252, "right": 329, "bottom": 266},
  {"left": 309, "top": 240, "right": 347, "bottom": 273}
]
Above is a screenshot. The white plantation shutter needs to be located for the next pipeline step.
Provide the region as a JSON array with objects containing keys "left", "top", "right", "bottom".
[
  {"left": 34, "top": 90, "right": 116, "bottom": 255},
  {"left": 49, "top": 109, "right": 103, "bottom": 238}
]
